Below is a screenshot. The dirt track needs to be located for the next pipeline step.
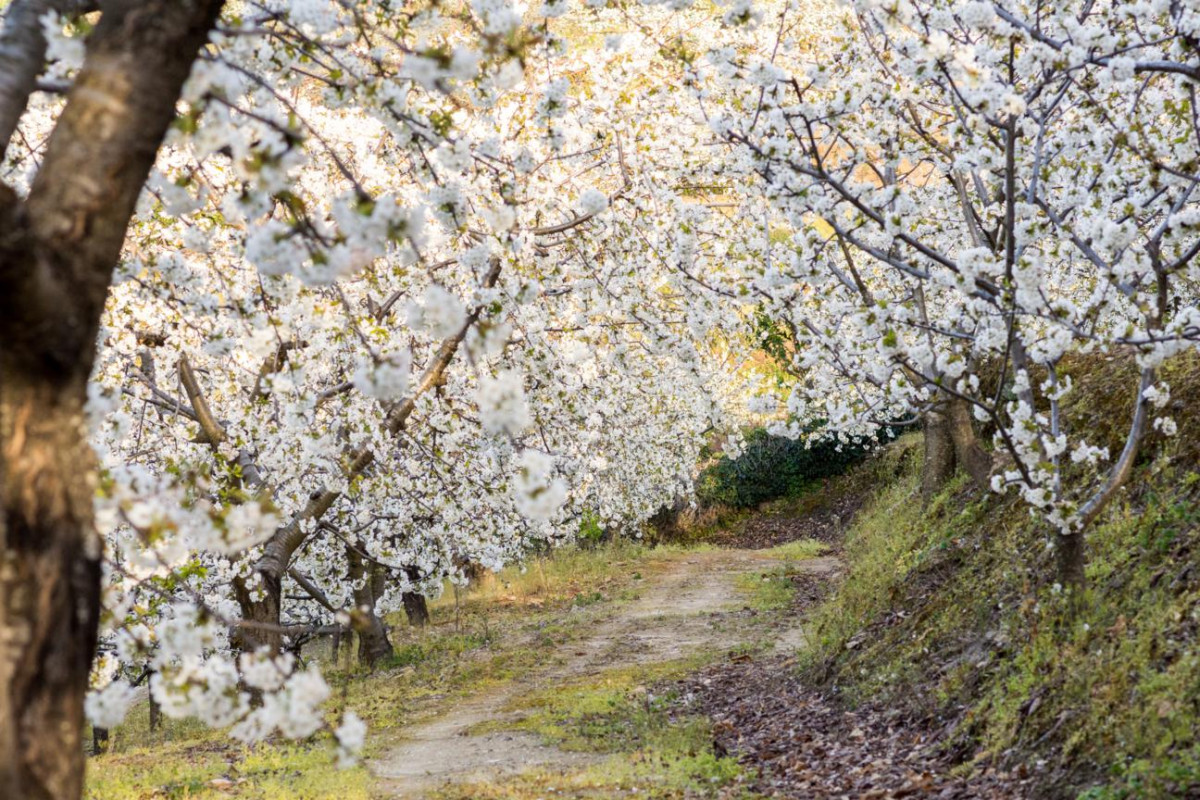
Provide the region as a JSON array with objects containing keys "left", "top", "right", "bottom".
[{"left": 370, "top": 548, "right": 839, "bottom": 798}]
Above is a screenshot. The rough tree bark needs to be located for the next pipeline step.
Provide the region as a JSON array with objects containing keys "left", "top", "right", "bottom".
[
  {"left": 403, "top": 593, "right": 431, "bottom": 627},
  {"left": 231, "top": 572, "right": 284, "bottom": 653},
  {"left": 947, "top": 396, "right": 992, "bottom": 491},
  {"left": 0, "top": 2, "right": 223, "bottom": 797},
  {"left": 922, "top": 395, "right": 992, "bottom": 501},
  {"left": 402, "top": 566, "right": 430, "bottom": 627},
  {"left": 403, "top": 592, "right": 431, "bottom": 627}
]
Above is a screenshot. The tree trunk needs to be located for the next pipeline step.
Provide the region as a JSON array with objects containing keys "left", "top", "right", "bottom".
[
  {"left": 403, "top": 566, "right": 430, "bottom": 627},
  {"left": 353, "top": 612, "right": 392, "bottom": 667},
  {"left": 1056, "top": 531, "right": 1086, "bottom": 591},
  {"left": 346, "top": 546, "right": 392, "bottom": 668},
  {"left": 922, "top": 405, "right": 956, "bottom": 501},
  {"left": 148, "top": 688, "right": 161, "bottom": 733},
  {"left": 403, "top": 592, "right": 430, "bottom": 627},
  {"left": 0, "top": 3, "right": 223, "bottom": 796},
  {"left": 232, "top": 573, "right": 283, "bottom": 653},
  {"left": 350, "top": 606, "right": 393, "bottom": 671},
  {"left": 947, "top": 396, "right": 992, "bottom": 491},
  {"left": 0, "top": 379, "right": 102, "bottom": 800}
]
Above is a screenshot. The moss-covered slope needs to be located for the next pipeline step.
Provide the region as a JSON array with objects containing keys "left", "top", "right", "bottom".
[{"left": 804, "top": 354, "right": 1200, "bottom": 799}]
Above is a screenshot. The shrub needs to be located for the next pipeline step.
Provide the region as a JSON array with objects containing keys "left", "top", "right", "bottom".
[{"left": 696, "top": 426, "right": 892, "bottom": 508}]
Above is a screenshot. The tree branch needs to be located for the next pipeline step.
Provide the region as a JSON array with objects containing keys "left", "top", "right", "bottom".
[
  {"left": 1077, "top": 367, "right": 1156, "bottom": 529},
  {"left": 252, "top": 257, "right": 505, "bottom": 584},
  {"left": 0, "top": 0, "right": 96, "bottom": 160},
  {"left": 177, "top": 355, "right": 225, "bottom": 445}
]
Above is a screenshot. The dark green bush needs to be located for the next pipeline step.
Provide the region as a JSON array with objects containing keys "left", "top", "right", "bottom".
[{"left": 696, "top": 426, "right": 892, "bottom": 508}]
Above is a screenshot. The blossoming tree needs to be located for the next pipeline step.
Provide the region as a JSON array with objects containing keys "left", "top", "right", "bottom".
[{"left": 16, "top": 0, "right": 1200, "bottom": 796}]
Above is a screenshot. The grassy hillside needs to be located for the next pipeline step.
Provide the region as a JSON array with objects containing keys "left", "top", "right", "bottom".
[{"left": 801, "top": 353, "right": 1200, "bottom": 798}]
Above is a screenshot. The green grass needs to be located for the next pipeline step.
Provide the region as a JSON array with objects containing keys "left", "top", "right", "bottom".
[
  {"left": 734, "top": 538, "right": 827, "bottom": 611},
  {"left": 762, "top": 538, "right": 827, "bottom": 561},
  {"left": 441, "top": 659, "right": 757, "bottom": 799},
  {"left": 86, "top": 742, "right": 372, "bottom": 800}
]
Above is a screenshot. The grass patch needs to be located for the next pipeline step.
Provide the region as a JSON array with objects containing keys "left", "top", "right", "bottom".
[
  {"left": 735, "top": 569, "right": 798, "bottom": 612},
  {"left": 442, "top": 659, "right": 756, "bottom": 799},
  {"left": 762, "top": 538, "right": 827, "bottom": 561},
  {"left": 734, "top": 538, "right": 827, "bottom": 611},
  {"left": 435, "top": 539, "right": 655, "bottom": 616},
  {"left": 86, "top": 742, "right": 371, "bottom": 800}
]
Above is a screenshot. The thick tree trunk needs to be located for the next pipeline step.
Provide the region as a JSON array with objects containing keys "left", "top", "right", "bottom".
[
  {"left": 352, "top": 610, "right": 392, "bottom": 667},
  {"left": 232, "top": 573, "right": 283, "bottom": 653},
  {"left": 922, "top": 405, "right": 956, "bottom": 501},
  {"left": 0, "top": 4, "right": 223, "bottom": 797},
  {"left": 353, "top": 613, "right": 392, "bottom": 667},
  {"left": 923, "top": 395, "right": 991, "bottom": 500},
  {"left": 947, "top": 396, "right": 992, "bottom": 491},
  {"left": 0, "top": 379, "right": 101, "bottom": 799}
]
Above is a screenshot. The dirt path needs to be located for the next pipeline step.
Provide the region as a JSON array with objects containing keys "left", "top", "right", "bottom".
[{"left": 370, "top": 548, "right": 839, "bottom": 798}]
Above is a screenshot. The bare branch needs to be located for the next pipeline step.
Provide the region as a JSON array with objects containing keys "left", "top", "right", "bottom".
[
  {"left": 1077, "top": 367, "right": 1156, "bottom": 529},
  {"left": 178, "top": 355, "right": 226, "bottom": 445}
]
